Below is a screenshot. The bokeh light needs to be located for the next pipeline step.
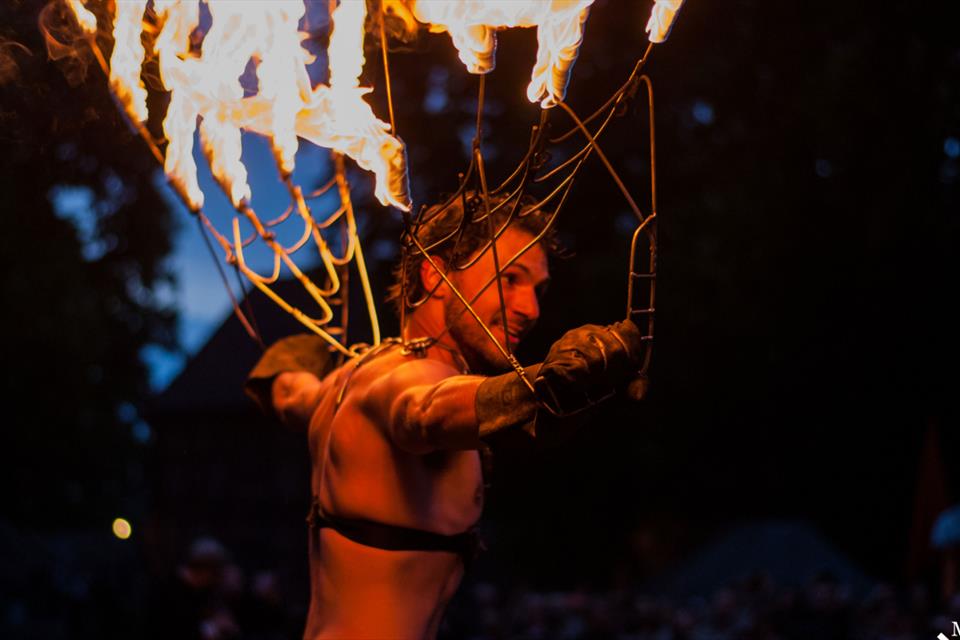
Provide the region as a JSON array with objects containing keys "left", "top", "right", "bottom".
[{"left": 112, "top": 517, "right": 132, "bottom": 540}]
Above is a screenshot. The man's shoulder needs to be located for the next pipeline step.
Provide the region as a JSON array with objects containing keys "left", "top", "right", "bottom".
[{"left": 345, "top": 344, "right": 462, "bottom": 405}]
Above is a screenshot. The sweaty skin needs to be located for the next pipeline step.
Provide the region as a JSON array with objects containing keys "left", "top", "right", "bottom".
[
  {"left": 272, "top": 229, "right": 550, "bottom": 640},
  {"left": 301, "top": 351, "right": 484, "bottom": 640}
]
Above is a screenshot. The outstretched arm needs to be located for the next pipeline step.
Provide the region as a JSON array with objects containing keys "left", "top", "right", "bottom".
[
  {"left": 271, "top": 371, "right": 325, "bottom": 431},
  {"left": 244, "top": 334, "right": 335, "bottom": 432},
  {"left": 361, "top": 319, "right": 646, "bottom": 454},
  {"left": 362, "top": 359, "right": 542, "bottom": 455}
]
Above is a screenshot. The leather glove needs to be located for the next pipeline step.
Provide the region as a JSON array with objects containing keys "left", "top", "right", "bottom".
[{"left": 534, "top": 319, "right": 643, "bottom": 415}]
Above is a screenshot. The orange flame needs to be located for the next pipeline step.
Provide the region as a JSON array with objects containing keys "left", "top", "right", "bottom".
[
  {"left": 152, "top": 0, "right": 204, "bottom": 210},
  {"left": 395, "top": 0, "right": 595, "bottom": 108},
  {"left": 646, "top": 0, "right": 685, "bottom": 43},
  {"left": 320, "top": 0, "right": 409, "bottom": 210},
  {"left": 109, "top": 0, "right": 148, "bottom": 122},
  {"left": 383, "top": 0, "right": 685, "bottom": 105},
  {"left": 63, "top": 1, "right": 683, "bottom": 212},
  {"left": 234, "top": 0, "right": 410, "bottom": 210},
  {"left": 58, "top": 0, "right": 683, "bottom": 354},
  {"left": 67, "top": 0, "right": 410, "bottom": 212},
  {"left": 64, "top": 0, "right": 97, "bottom": 35}
]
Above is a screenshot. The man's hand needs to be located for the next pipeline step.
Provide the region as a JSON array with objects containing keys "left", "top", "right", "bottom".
[
  {"left": 271, "top": 371, "right": 324, "bottom": 431},
  {"left": 534, "top": 319, "right": 644, "bottom": 415},
  {"left": 244, "top": 334, "right": 335, "bottom": 430}
]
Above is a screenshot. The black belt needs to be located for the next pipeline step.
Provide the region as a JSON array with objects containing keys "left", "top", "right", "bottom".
[{"left": 307, "top": 498, "right": 483, "bottom": 565}]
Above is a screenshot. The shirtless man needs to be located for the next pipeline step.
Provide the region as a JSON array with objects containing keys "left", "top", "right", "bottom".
[{"left": 246, "top": 195, "right": 644, "bottom": 639}]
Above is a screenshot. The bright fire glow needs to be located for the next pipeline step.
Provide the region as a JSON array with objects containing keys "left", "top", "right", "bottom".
[
  {"left": 63, "top": 1, "right": 684, "bottom": 212},
  {"left": 66, "top": 0, "right": 410, "bottom": 212},
  {"left": 646, "top": 0, "right": 685, "bottom": 43},
  {"left": 384, "top": 0, "right": 685, "bottom": 105},
  {"left": 109, "top": 0, "right": 149, "bottom": 123},
  {"left": 153, "top": 0, "right": 204, "bottom": 210},
  {"left": 59, "top": 0, "right": 683, "bottom": 356},
  {"left": 315, "top": 0, "right": 410, "bottom": 210},
  {"left": 112, "top": 517, "right": 132, "bottom": 540},
  {"left": 395, "top": 0, "right": 595, "bottom": 109},
  {"left": 64, "top": 0, "right": 97, "bottom": 35}
]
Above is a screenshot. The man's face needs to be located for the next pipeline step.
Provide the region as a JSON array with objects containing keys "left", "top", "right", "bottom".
[{"left": 443, "top": 227, "right": 550, "bottom": 374}]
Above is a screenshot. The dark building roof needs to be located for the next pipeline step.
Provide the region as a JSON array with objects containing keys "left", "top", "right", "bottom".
[
  {"left": 142, "top": 277, "right": 340, "bottom": 591},
  {"left": 150, "top": 275, "right": 380, "bottom": 415}
]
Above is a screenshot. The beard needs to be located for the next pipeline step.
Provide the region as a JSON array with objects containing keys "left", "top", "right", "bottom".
[{"left": 444, "top": 297, "right": 512, "bottom": 376}]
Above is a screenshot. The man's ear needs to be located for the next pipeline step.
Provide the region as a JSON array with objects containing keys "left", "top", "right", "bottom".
[{"left": 420, "top": 255, "right": 449, "bottom": 301}]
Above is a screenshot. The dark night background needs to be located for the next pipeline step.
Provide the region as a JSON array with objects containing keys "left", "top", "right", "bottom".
[{"left": 2, "top": 0, "right": 959, "bottom": 638}]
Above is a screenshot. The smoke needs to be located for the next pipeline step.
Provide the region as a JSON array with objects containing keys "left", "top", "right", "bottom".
[
  {"left": 38, "top": 1, "right": 94, "bottom": 86},
  {"left": 0, "top": 37, "right": 31, "bottom": 86}
]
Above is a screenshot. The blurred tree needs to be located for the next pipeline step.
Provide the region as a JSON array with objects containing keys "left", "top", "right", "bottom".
[{"left": 0, "top": 1, "right": 177, "bottom": 528}]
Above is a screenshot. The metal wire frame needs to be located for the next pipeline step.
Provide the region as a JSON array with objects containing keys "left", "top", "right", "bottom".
[
  {"left": 388, "top": 44, "right": 661, "bottom": 407},
  {"left": 626, "top": 75, "right": 658, "bottom": 382},
  {"left": 75, "top": 2, "right": 659, "bottom": 393},
  {"left": 74, "top": 14, "right": 385, "bottom": 362}
]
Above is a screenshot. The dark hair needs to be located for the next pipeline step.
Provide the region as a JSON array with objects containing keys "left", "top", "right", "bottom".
[{"left": 386, "top": 191, "right": 561, "bottom": 318}]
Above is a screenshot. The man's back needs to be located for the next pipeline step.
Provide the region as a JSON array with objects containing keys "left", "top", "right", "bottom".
[{"left": 303, "top": 345, "right": 484, "bottom": 640}]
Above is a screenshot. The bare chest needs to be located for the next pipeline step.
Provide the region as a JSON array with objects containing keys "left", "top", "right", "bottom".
[{"left": 309, "top": 395, "right": 484, "bottom": 532}]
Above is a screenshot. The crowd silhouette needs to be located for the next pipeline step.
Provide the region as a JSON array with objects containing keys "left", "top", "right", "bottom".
[{"left": 138, "top": 536, "right": 956, "bottom": 640}]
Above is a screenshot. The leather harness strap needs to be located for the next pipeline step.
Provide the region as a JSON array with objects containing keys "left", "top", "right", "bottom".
[
  {"left": 306, "top": 497, "right": 483, "bottom": 564},
  {"left": 314, "top": 342, "right": 484, "bottom": 566}
]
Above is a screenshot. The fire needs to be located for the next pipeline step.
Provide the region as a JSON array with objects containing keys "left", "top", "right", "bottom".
[
  {"left": 152, "top": 0, "right": 203, "bottom": 210},
  {"left": 63, "top": 0, "right": 410, "bottom": 212},
  {"left": 384, "top": 0, "right": 682, "bottom": 107},
  {"left": 646, "top": 0, "right": 685, "bottom": 44},
  {"left": 386, "top": 0, "right": 595, "bottom": 108},
  {"left": 64, "top": 0, "right": 96, "bottom": 35},
  {"left": 56, "top": 0, "right": 683, "bottom": 350},
  {"left": 59, "top": 0, "right": 685, "bottom": 214},
  {"left": 109, "top": 0, "right": 148, "bottom": 123}
]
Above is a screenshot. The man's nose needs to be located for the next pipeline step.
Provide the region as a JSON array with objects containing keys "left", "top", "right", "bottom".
[{"left": 510, "top": 286, "right": 540, "bottom": 324}]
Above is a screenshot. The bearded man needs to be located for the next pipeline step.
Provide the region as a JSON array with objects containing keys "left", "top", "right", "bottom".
[{"left": 246, "top": 193, "right": 644, "bottom": 639}]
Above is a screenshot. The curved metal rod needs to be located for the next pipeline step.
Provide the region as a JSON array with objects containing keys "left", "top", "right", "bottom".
[
  {"left": 282, "top": 215, "right": 317, "bottom": 255},
  {"left": 334, "top": 153, "right": 380, "bottom": 345},
  {"left": 490, "top": 109, "right": 551, "bottom": 196},
  {"left": 450, "top": 74, "right": 624, "bottom": 270},
  {"left": 534, "top": 95, "right": 621, "bottom": 184},
  {"left": 264, "top": 203, "right": 296, "bottom": 227},
  {"left": 238, "top": 265, "right": 352, "bottom": 357},
  {"left": 452, "top": 184, "right": 527, "bottom": 267},
  {"left": 550, "top": 44, "right": 653, "bottom": 144},
  {"left": 233, "top": 198, "right": 338, "bottom": 320},
  {"left": 313, "top": 205, "right": 348, "bottom": 230},
  {"left": 195, "top": 213, "right": 263, "bottom": 345},
  {"left": 75, "top": 15, "right": 372, "bottom": 353},
  {"left": 470, "top": 178, "right": 528, "bottom": 223},
  {"left": 406, "top": 229, "right": 537, "bottom": 394},
  {"left": 474, "top": 146, "right": 513, "bottom": 358},
  {"left": 556, "top": 100, "right": 647, "bottom": 223},
  {"left": 283, "top": 177, "right": 340, "bottom": 297},
  {"left": 232, "top": 218, "right": 283, "bottom": 284},
  {"left": 304, "top": 177, "right": 338, "bottom": 199},
  {"left": 451, "top": 201, "right": 520, "bottom": 270},
  {"left": 430, "top": 175, "right": 573, "bottom": 346},
  {"left": 408, "top": 92, "right": 614, "bottom": 341},
  {"left": 414, "top": 176, "right": 524, "bottom": 260},
  {"left": 378, "top": 1, "right": 397, "bottom": 136},
  {"left": 625, "top": 74, "right": 658, "bottom": 383}
]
